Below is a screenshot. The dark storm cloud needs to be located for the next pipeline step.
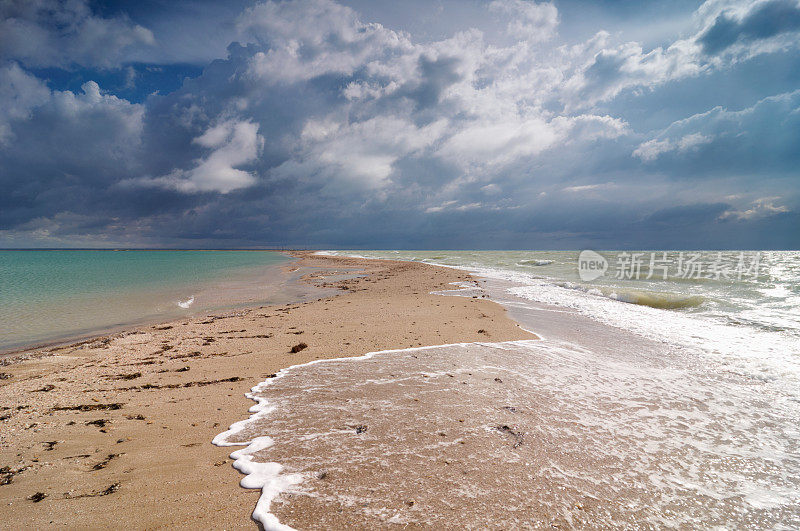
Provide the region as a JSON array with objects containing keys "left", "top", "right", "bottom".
[
  {"left": 0, "top": 0, "right": 798, "bottom": 249},
  {"left": 644, "top": 203, "right": 732, "bottom": 228},
  {"left": 698, "top": 0, "right": 800, "bottom": 55}
]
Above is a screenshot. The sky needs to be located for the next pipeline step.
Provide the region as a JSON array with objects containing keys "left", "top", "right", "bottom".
[{"left": 0, "top": 0, "right": 798, "bottom": 249}]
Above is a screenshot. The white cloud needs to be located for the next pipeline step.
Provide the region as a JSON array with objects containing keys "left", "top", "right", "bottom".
[
  {"left": 425, "top": 200, "right": 483, "bottom": 213},
  {"left": 0, "top": 0, "right": 155, "bottom": 68},
  {"left": 276, "top": 116, "right": 446, "bottom": 189},
  {"left": 489, "top": 0, "right": 559, "bottom": 42},
  {"left": 720, "top": 197, "right": 790, "bottom": 219},
  {"left": 136, "top": 120, "right": 263, "bottom": 194},
  {"left": 437, "top": 112, "right": 626, "bottom": 169},
  {"left": 563, "top": 37, "right": 706, "bottom": 107},
  {"left": 633, "top": 133, "right": 713, "bottom": 161},
  {"left": 634, "top": 89, "right": 800, "bottom": 168},
  {"left": 0, "top": 63, "right": 51, "bottom": 143},
  {"left": 239, "top": 0, "right": 412, "bottom": 85},
  {"left": 563, "top": 0, "right": 800, "bottom": 107},
  {"left": 0, "top": 69, "right": 144, "bottom": 155},
  {"left": 562, "top": 183, "right": 614, "bottom": 193}
]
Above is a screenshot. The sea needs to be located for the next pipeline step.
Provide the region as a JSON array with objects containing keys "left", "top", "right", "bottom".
[
  {"left": 0, "top": 250, "right": 293, "bottom": 352},
  {"left": 215, "top": 250, "right": 800, "bottom": 529},
  {"left": 330, "top": 250, "right": 800, "bottom": 392}
]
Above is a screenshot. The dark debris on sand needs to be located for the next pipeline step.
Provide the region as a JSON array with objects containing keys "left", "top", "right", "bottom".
[
  {"left": 118, "top": 376, "right": 242, "bottom": 391},
  {"left": 91, "top": 453, "right": 121, "bottom": 471},
  {"left": 290, "top": 342, "right": 308, "bottom": 353},
  {"left": 1, "top": 466, "right": 27, "bottom": 485},
  {"left": 52, "top": 403, "right": 123, "bottom": 412},
  {"left": 495, "top": 424, "right": 525, "bottom": 448},
  {"left": 28, "top": 492, "right": 47, "bottom": 502},
  {"left": 65, "top": 483, "right": 120, "bottom": 499},
  {"left": 105, "top": 372, "right": 142, "bottom": 381}
]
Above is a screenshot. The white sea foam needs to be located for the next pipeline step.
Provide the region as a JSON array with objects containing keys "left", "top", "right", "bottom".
[
  {"left": 214, "top": 251, "right": 800, "bottom": 527},
  {"left": 214, "top": 343, "right": 481, "bottom": 529},
  {"left": 212, "top": 381, "right": 300, "bottom": 530},
  {"left": 215, "top": 333, "right": 800, "bottom": 527},
  {"left": 212, "top": 370, "right": 299, "bottom": 530},
  {"left": 326, "top": 250, "right": 800, "bottom": 400},
  {"left": 518, "top": 259, "right": 553, "bottom": 266},
  {"left": 177, "top": 296, "right": 195, "bottom": 309}
]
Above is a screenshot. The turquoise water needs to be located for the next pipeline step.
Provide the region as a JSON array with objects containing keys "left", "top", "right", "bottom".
[{"left": 0, "top": 250, "right": 290, "bottom": 351}]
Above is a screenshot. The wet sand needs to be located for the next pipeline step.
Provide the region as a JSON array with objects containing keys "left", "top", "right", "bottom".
[
  {"left": 0, "top": 252, "right": 533, "bottom": 528},
  {"left": 215, "top": 275, "right": 800, "bottom": 530}
]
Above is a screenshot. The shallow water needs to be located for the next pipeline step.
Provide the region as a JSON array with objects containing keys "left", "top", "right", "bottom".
[
  {"left": 326, "top": 251, "right": 800, "bottom": 401},
  {"left": 216, "top": 270, "right": 800, "bottom": 529},
  {"left": 0, "top": 250, "right": 292, "bottom": 351}
]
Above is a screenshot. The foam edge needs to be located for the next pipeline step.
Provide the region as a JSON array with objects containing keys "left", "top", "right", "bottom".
[{"left": 212, "top": 340, "right": 542, "bottom": 529}]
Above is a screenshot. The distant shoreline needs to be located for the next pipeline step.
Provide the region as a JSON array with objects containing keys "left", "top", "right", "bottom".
[{"left": 0, "top": 248, "right": 294, "bottom": 251}]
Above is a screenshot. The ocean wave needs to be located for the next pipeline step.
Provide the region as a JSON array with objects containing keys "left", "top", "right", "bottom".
[
  {"left": 609, "top": 292, "right": 705, "bottom": 310},
  {"left": 549, "top": 281, "right": 705, "bottom": 310},
  {"left": 178, "top": 296, "right": 195, "bottom": 309},
  {"left": 518, "top": 259, "right": 554, "bottom": 267},
  {"left": 607, "top": 290, "right": 705, "bottom": 310}
]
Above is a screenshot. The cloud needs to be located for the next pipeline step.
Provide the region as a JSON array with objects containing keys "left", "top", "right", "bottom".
[
  {"left": 698, "top": 0, "right": 800, "bottom": 55},
  {"left": 564, "top": 0, "right": 800, "bottom": 107},
  {"left": 0, "top": 73, "right": 144, "bottom": 158},
  {"left": 633, "top": 133, "right": 713, "bottom": 161},
  {"left": 135, "top": 0, "right": 627, "bottom": 200},
  {"left": 644, "top": 202, "right": 732, "bottom": 227},
  {"left": 633, "top": 89, "right": 800, "bottom": 172},
  {"left": 276, "top": 115, "right": 446, "bottom": 190},
  {"left": 239, "top": 0, "right": 413, "bottom": 85},
  {"left": 562, "top": 182, "right": 616, "bottom": 193},
  {"left": 564, "top": 38, "right": 705, "bottom": 106},
  {"left": 0, "top": 75, "right": 145, "bottom": 232},
  {"left": 437, "top": 113, "right": 626, "bottom": 169},
  {"left": 0, "top": 0, "right": 797, "bottom": 249},
  {"left": 0, "top": 62, "right": 51, "bottom": 142},
  {"left": 0, "top": 0, "right": 155, "bottom": 68},
  {"left": 720, "top": 196, "right": 790, "bottom": 219},
  {"left": 133, "top": 120, "right": 263, "bottom": 193},
  {"left": 488, "top": 0, "right": 559, "bottom": 42}
]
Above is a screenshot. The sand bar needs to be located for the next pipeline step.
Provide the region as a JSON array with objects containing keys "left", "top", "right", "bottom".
[{"left": 0, "top": 252, "right": 533, "bottom": 528}]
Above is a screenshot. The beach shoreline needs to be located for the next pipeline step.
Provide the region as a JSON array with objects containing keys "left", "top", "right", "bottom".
[
  {"left": 0, "top": 251, "right": 534, "bottom": 528},
  {"left": 0, "top": 250, "right": 305, "bottom": 356}
]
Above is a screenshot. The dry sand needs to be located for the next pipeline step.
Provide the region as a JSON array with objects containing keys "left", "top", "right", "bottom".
[{"left": 0, "top": 252, "right": 534, "bottom": 529}]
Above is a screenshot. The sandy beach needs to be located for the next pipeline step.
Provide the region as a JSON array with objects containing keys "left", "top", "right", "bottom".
[
  {"left": 3, "top": 0, "right": 798, "bottom": 526},
  {"left": 0, "top": 252, "right": 534, "bottom": 528}
]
